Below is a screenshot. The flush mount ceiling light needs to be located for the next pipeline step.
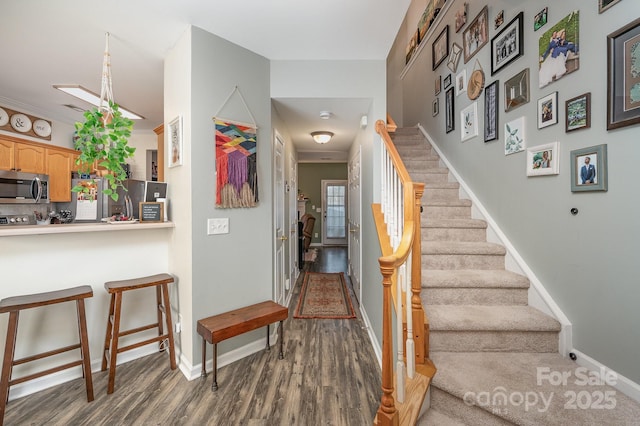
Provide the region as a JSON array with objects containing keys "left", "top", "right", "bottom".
[
  {"left": 319, "top": 111, "right": 332, "bottom": 119},
  {"left": 53, "top": 85, "right": 144, "bottom": 120},
  {"left": 311, "top": 131, "right": 334, "bottom": 144}
]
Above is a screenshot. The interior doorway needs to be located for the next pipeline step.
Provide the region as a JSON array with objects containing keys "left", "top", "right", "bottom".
[
  {"left": 146, "top": 150, "right": 158, "bottom": 181},
  {"left": 321, "top": 180, "right": 348, "bottom": 246}
]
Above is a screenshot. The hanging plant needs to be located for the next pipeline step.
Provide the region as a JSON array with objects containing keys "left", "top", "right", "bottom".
[{"left": 72, "top": 101, "right": 136, "bottom": 201}]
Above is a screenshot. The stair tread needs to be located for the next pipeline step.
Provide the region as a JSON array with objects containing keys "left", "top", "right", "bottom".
[
  {"left": 418, "top": 408, "right": 468, "bottom": 426},
  {"left": 409, "top": 168, "right": 449, "bottom": 174},
  {"left": 430, "top": 352, "right": 640, "bottom": 426},
  {"left": 423, "top": 269, "right": 529, "bottom": 288},
  {"left": 423, "top": 241, "right": 506, "bottom": 255},
  {"left": 427, "top": 305, "right": 561, "bottom": 331},
  {"left": 422, "top": 218, "right": 487, "bottom": 229},
  {"left": 422, "top": 182, "right": 459, "bottom": 189},
  {"left": 423, "top": 199, "right": 472, "bottom": 207}
]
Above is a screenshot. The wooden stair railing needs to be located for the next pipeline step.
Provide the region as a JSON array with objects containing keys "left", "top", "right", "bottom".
[{"left": 373, "top": 119, "right": 435, "bottom": 425}]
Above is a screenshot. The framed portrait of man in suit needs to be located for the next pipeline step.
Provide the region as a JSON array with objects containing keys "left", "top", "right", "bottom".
[{"left": 570, "top": 144, "right": 608, "bottom": 192}]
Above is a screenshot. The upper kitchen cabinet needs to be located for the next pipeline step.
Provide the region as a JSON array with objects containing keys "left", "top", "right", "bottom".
[
  {"left": 0, "top": 135, "right": 45, "bottom": 173},
  {"left": 46, "top": 149, "right": 75, "bottom": 202}
]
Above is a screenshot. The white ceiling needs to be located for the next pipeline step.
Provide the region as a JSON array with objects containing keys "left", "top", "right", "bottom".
[{"left": 0, "top": 0, "right": 410, "bottom": 159}]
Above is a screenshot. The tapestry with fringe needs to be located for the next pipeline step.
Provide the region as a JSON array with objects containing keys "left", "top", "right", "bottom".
[{"left": 215, "top": 119, "right": 258, "bottom": 208}]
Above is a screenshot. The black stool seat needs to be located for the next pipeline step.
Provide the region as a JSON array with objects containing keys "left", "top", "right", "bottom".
[
  {"left": 0, "top": 285, "right": 94, "bottom": 425},
  {"left": 102, "top": 273, "right": 176, "bottom": 394}
]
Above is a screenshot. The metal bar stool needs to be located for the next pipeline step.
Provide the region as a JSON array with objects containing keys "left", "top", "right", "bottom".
[
  {"left": 0, "top": 286, "right": 94, "bottom": 425},
  {"left": 101, "top": 273, "right": 176, "bottom": 394}
]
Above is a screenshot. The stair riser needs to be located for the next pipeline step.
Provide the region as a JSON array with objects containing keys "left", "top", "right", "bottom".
[
  {"left": 429, "top": 331, "right": 559, "bottom": 352},
  {"left": 423, "top": 188, "right": 460, "bottom": 202},
  {"left": 423, "top": 228, "right": 486, "bottom": 242},
  {"left": 410, "top": 172, "right": 449, "bottom": 183},
  {"left": 404, "top": 159, "right": 442, "bottom": 169},
  {"left": 422, "top": 288, "right": 529, "bottom": 306},
  {"left": 422, "top": 254, "right": 505, "bottom": 270},
  {"left": 422, "top": 206, "right": 471, "bottom": 220},
  {"left": 430, "top": 388, "right": 513, "bottom": 426}
]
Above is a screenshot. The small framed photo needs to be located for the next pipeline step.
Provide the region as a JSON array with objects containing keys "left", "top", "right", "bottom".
[
  {"left": 566, "top": 92, "right": 591, "bottom": 132},
  {"left": 607, "top": 17, "right": 640, "bottom": 130},
  {"left": 168, "top": 115, "right": 183, "bottom": 168},
  {"left": 445, "top": 87, "right": 455, "bottom": 133},
  {"left": 491, "top": 12, "right": 524, "bottom": 75},
  {"left": 505, "top": 116, "right": 525, "bottom": 155},
  {"left": 455, "top": 3, "right": 467, "bottom": 33},
  {"left": 495, "top": 10, "right": 504, "bottom": 29},
  {"left": 534, "top": 7, "right": 548, "bottom": 31},
  {"left": 538, "top": 92, "right": 558, "bottom": 129},
  {"left": 432, "top": 25, "right": 450, "bottom": 70},
  {"left": 504, "top": 68, "right": 530, "bottom": 112},
  {"left": 463, "top": 6, "right": 489, "bottom": 64},
  {"left": 435, "top": 75, "right": 442, "bottom": 95},
  {"left": 599, "top": 0, "right": 622, "bottom": 13},
  {"left": 484, "top": 80, "right": 499, "bottom": 142},
  {"left": 447, "top": 43, "right": 462, "bottom": 73},
  {"left": 433, "top": 98, "right": 439, "bottom": 117},
  {"left": 444, "top": 74, "right": 452, "bottom": 89},
  {"left": 571, "top": 144, "right": 608, "bottom": 192},
  {"left": 527, "top": 142, "right": 559, "bottom": 176},
  {"left": 456, "top": 69, "right": 467, "bottom": 96},
  {"left": 461, "top": 102, "right": 478, "bottom": 142}
]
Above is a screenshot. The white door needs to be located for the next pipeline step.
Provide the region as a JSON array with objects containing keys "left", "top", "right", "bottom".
[
  {"left": 289, "top": 153, "right": 299, "bottom": 291},
  {"left": 348, "top": 148, "right": 362, "bottom": 303},
  {"left": 273, "top": 133, "right": 286, "bottom": 304},
  {"left": 321, "top": 180, "right": 348, "bottom": 246}
]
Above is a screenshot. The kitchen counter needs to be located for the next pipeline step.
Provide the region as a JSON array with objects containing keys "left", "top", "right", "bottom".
[{"left": 0, "top": 221, "right": 175, "bottom": 237}]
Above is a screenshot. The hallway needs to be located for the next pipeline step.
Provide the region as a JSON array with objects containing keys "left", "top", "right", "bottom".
[{"left": 4, "top": 247, "right": 382, "bottom": 425}]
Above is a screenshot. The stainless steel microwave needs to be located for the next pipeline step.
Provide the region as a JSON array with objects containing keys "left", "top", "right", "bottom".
[{"left": 0, "top": 170, "right": 49, "bottom": 204}]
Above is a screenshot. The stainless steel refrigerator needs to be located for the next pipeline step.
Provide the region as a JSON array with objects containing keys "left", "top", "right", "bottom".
[{"left": 60, "top": 178, "right": 145, "bottom": 222}]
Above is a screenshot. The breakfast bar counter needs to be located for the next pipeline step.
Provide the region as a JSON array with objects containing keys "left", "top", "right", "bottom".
[{"left": 0, "top": 221, "right": 175, "bottom": 237}]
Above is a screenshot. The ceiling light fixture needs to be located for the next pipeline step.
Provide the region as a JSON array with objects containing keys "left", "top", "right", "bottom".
[
  {"left": 311, "top": 131, "right": 334, "bottom": 144},
  {"left": 53, "top": 84, "right": 144, "bottom": 120},
  {"left": 319, "top": 111, "right": 332, "bottom": 120}
]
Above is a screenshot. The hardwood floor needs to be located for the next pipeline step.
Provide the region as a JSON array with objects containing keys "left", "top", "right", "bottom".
[{"left": 4, "top": 247, "right": 382, "bottom": 425}]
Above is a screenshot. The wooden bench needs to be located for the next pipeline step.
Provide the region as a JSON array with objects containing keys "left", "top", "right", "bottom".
[{"left": 197, "top": 300, "right": 288, "bottom": 391}]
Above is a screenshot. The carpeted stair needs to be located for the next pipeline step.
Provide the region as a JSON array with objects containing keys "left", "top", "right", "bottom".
[{"left": 390, "top": 127, "right": 640, "bottom": 425}]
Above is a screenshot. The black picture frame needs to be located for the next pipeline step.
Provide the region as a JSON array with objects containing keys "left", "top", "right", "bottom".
[
  {"left": 444, "top": 74, "right": 452, "bottom": 89},
  {"left": 491, "top": 12, "right": 524, "bottom": 75},
  {"left": 433, "top": 25, "right": 450, "bottom": 70},
  {"left": 607, "top": 17, "right": 640, "bottom": 130},
  {"left": 484, "top": 80, "right": 499, "bottom": 142},
  {"left": 139, "top": 202, "right": 165, "bottom": 222},
  {"left": 566, "top": 92, "right": 591, "bottom": 132},
  {"left": 445, "top": 87, "right": 455, "bottom": 133}
]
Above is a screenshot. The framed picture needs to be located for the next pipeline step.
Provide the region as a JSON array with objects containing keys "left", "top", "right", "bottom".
[
  {"left": 168, "top": 115, "right": 183, "bottom": 168},
  {"left": 435, "top": 75, "right": 442, "bottom": 95},
  {"left": 504, "top": 68, "right": 530, "bottom": 112},
  {"left": 456, "top": 69, "right": 467, "bottom": 96},
  {"left": 406, "top": 29, "right": 419, "bottom": 64},
  {"left": 495, "top": 10, "right": 504, "bottom": 29},
  {"left": 527, "top": 142, "right": 559, "bottom": 176},
  {"left": 455, "top": 3, "right": 467, "bottom": 33},
  {"left": 460, "top": 102, "right": 478, "bottom": 142},
  {"left": 447, "top": 43, "right": 462, "bottom": 73},
  {"left": 504, "top": 116, "right": 525, "bottom": 155},
  {"left": 539, "top": 11, "right": 580, "bottom": 89},
  {"left": 570, "top": 144, "right": 608, "bottom": 192},
  {"left": 444, "top": 74, "right": 452, "bottom": 89},
  {"left": 491, "top": 12, "right": 524, "bottom": 75},
  {"left": 433, "top": 98, "right": 439, "bottom": 117},
  {"left": 566, "top": 92, "right": 591, "bottom": 132},
  {"left": 600, "top": 0, "right": 622, "bottom": 13},
  {"left": 538, "top": 91, "right": 558, "bottom": 129},
  {"left": 607, "top": 17, "right": 640, "bottom": 130},
  {"left": 432, "top": 26, "right": 449, "bottom": 70},
  {"left": 484, "top": 80, "right": 499, "bottom": 142},
  {"left": 445, "top": 87, "right": 455, "bottom": 133},
  {"left": 534, "top": 7, "right": 548, "bottom": 31},
  {"left": 463, "top": 6, "right": 489, "bottom": 64}
]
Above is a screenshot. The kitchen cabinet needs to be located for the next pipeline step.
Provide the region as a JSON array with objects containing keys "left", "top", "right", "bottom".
[
  {"left": 0, "top": 137, "right": 45, "bottom": 173},
  {"left": 153, "top": 123, "right": 165, "bottom": 182},
  {"left": 46, "top": 149, "right": 74, "bottom": 202}
]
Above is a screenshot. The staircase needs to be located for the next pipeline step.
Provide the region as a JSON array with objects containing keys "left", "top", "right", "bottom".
[{"left": 391, "top": 127, "right": 640, "bottom": 425}]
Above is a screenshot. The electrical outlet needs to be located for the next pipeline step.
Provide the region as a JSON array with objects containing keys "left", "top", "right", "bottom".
[
  {"left": 315, "top": 233, "right": 318, "bottom": 238},
  {"left": 207, "top": 218, "right": 229, "bottom": 235}
]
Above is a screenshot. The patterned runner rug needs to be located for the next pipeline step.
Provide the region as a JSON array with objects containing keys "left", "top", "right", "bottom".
[{"left": 294, "top": 272, "right": 356, "bottom": 319}]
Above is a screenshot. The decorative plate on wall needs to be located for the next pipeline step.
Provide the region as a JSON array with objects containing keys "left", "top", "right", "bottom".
[
  {"left": 10, "top": 113, "right": 32, "bottom": 133},
  {"left": 0, "top": 107, "right": 8, "bottom": 127},
  {"left": 33, "top": 119, "right": 52, "bottom": 138}
]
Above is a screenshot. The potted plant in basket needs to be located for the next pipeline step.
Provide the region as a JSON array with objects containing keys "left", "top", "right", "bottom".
[{"left": 72, "top": 101, "right": 136, "bottom": 202}]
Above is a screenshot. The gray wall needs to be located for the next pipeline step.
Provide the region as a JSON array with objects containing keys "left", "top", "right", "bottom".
[{"left": 390, "top": 0, "right": 640, "bottom": 383}]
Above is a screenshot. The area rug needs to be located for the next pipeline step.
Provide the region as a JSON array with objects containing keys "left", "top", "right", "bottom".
[
  {"left": 303, "top": 248, "right": 318, "bottom": 262},
  {"left": 294, "top": 272, "right": 356, "bottom": 319}
]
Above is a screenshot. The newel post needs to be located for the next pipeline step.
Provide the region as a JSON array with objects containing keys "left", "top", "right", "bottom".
[
  {"left": 376, "top": 261, "right": 399, "bottom": 426},
  {"left": 411, "top": 183, "right": 427, "bottom": 363}
]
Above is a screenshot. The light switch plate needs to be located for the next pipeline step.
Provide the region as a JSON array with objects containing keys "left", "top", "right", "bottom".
[{"left": 207, "top": 218, "right": 229, "bottom": 235}]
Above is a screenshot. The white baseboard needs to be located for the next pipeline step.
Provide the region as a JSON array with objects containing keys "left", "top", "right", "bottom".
[
  {"left": 570, "top": 349, "right": 640, "bottom": 403},
  {"left": 360, "top": 304, "right": 382, "bottom": 368},
  {"left": 417, "top": 124, "right": 573, "bottom": 355}
]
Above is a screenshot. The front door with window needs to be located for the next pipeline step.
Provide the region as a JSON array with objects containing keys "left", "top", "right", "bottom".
[{"left": 321, "top": 180, "right": 348, "bottom": 246}]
